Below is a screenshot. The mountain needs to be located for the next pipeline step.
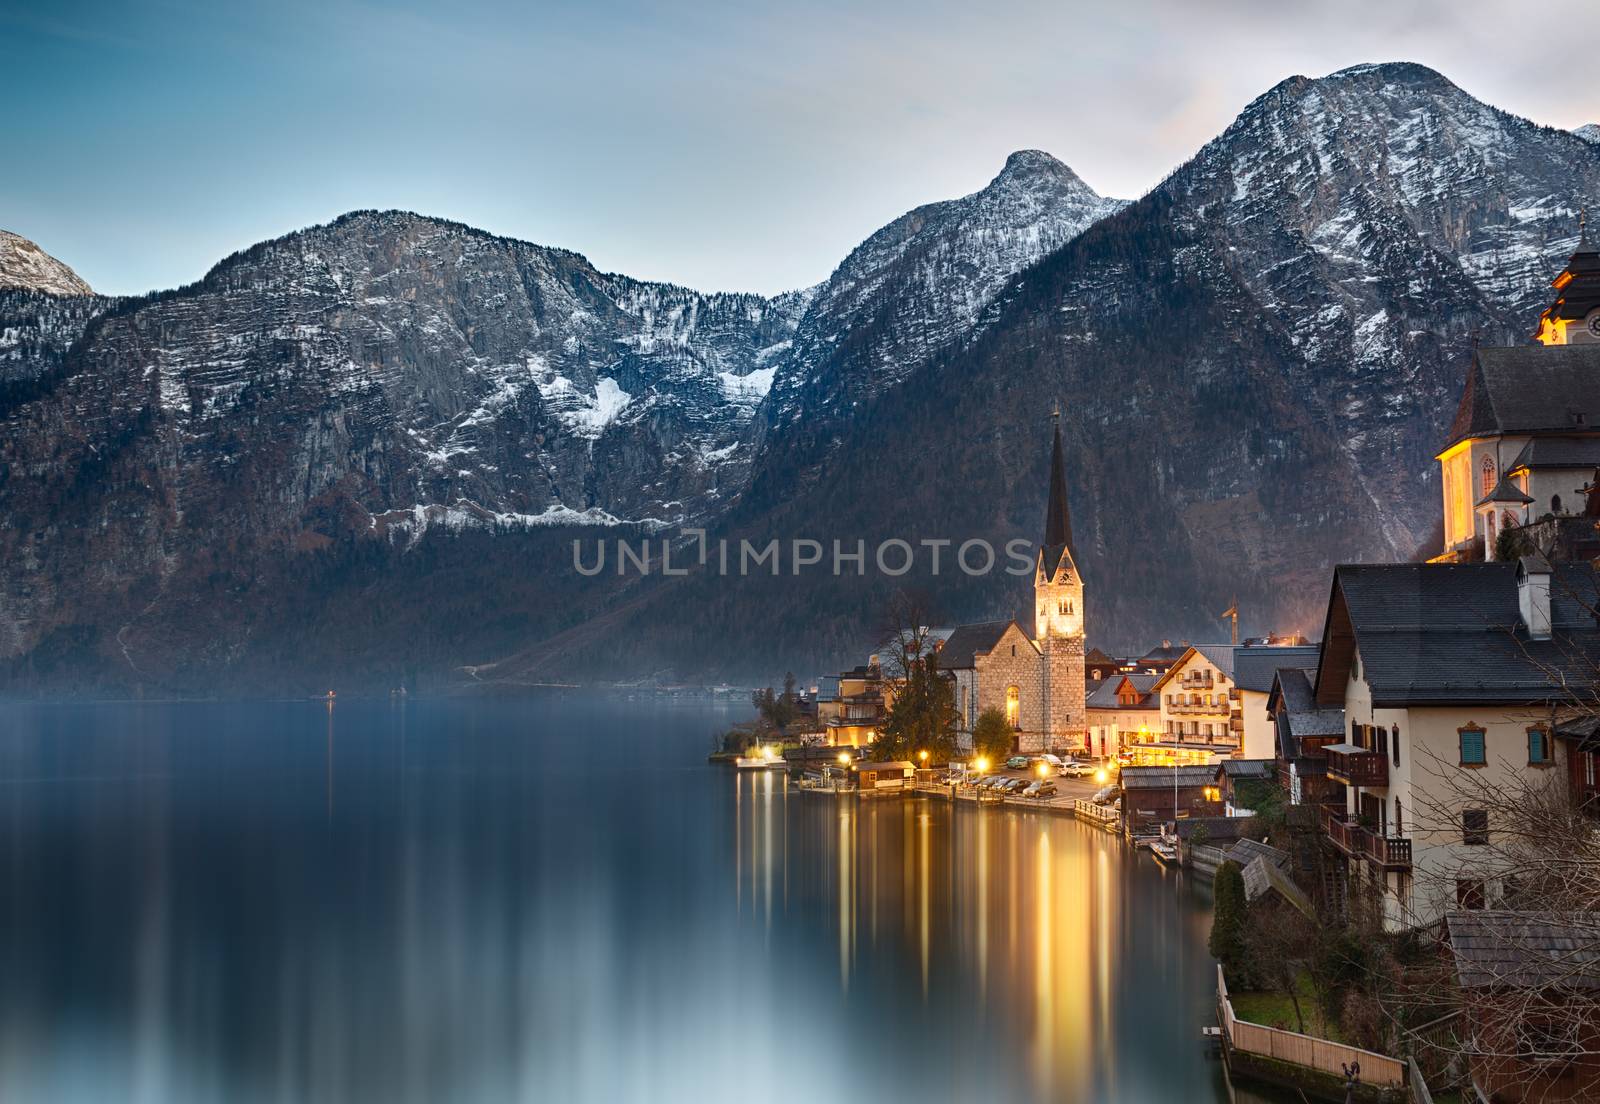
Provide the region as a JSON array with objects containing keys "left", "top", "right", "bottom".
[
  {"left": 0, "top": 150, "right": 1124, "bottom": 693},
  {"left": 1576, "top": 124, "right": 1600, "bottom": 145},
  {"left": 508, "top": 62, "right": 1600, "bottom": 680},
  {"left": 5, "top": 62, "right": 1600, "bottom": 694},
  {"left": 749, "top": 150, "right": 1125, "bottom": 505},
  {"left": 0, "top": 230, "right": 93, "bottom": 296},
  {"left": 0, "top": 211, "right": 814, "bottom": 687}
]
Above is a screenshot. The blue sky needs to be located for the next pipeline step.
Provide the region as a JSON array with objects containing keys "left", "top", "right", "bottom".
[{"left": 4, "top": 0, "right": 1596, "bottom": 296}]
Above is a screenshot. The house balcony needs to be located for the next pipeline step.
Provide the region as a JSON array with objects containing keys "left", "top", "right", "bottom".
[
  {"left": 1325, "top": 743, "right": 1388, "bottom": 787},
  {"left": 1319, "top": 806, "right": 1412, "bottom": 869}
]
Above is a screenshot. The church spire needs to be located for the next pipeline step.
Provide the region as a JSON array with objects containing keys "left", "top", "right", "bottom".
[{"left": 1041, "top": 407, "right": 1077, "bottom": 577}]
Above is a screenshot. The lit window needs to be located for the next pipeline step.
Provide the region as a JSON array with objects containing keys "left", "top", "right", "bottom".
[
  {"left": 1005, "top": 686, "right": 1019, "bottom": 730},
  {"left": 1458, "top": 725, "right": 1486, "bottom": 766},
  {"left": 1481, "top": 456, "right": 1495, "bottom": 496}
]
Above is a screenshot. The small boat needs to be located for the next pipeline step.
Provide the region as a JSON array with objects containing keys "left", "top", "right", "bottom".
[{"left": 1150, "top": 840, "right": 1180, "bottom": 866}]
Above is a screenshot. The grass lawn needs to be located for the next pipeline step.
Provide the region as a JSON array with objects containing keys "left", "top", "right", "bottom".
[{"left": 1230, "top": 972, "right": 1345, "bottom": 1042}]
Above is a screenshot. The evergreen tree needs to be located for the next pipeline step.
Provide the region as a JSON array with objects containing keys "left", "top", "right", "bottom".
[
  {"left": 971, "top": 706, "right": 1014, "bottom": 763},
  {"left": 1210, "top": 860, "right": 1251, "bottom": 985}
]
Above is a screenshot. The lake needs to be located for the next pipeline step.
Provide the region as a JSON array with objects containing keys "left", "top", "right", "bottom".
[{"left": 0, "top": 695, "right": 1273, "bottom": 1102}]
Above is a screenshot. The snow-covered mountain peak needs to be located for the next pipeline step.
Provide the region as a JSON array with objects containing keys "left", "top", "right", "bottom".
[
  {"left": 0, "top": 230, "right": 93, "bottom": 296},
  {"left": 1576, "top": 123, "right": 1600, "bottom": 146}
]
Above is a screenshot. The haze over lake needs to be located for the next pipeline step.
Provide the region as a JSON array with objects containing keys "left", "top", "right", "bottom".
[{"left": 0, "top": 696, "right": 1267, "bottom": 1103}]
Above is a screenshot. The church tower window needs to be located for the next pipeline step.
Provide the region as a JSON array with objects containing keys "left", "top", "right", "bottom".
[
  {"left": 1005, "top": 686, "right": 1020, "bottom": 730},
  {"left": 1480, "top": 456, "right": 1496, "bottom": 497}
]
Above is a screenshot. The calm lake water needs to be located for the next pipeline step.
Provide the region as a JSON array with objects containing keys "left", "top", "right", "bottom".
[{"left": 0, "top": 696, "right": 1275, "bottom": 1103}]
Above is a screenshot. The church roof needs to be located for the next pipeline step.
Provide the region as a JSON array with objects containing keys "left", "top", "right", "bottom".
[
  {"left": 935, "top": 620, "right": 1024, "bottom": 670},
  {"left": 1040, "top": 416, "right": 1079, "bottom": 582},
  {"left": 1475, "top": 474, "right": 1535, "bottom": 507},
  {"left": 1534, "top": 225, "right": 1600, "bottom": 334},
  {"left": 1506, "top": 435, "right": 1600, "bottom": 474},
  {"left": 1441, "top": 344, "right": 1600, "bottom": 452}
]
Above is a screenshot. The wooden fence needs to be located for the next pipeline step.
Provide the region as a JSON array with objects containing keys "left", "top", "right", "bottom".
[
  {"left": 1074, "top": 799, "right": 1119, "bottom": 825},
  {"left": 1218, "top": 966, "right": 1406, "bottom": 1089}
]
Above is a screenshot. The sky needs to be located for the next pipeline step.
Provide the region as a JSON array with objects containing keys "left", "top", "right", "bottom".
[{"left": 3, "top": 0, "right": 1597, "bottom": 297}]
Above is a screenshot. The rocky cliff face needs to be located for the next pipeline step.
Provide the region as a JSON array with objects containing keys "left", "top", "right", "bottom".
[
  {"left": 0, "top": 230, "right": 93, "bottom": 296},
  {"left": 0, "top": 212, "right": 811, "bottom": 683}
]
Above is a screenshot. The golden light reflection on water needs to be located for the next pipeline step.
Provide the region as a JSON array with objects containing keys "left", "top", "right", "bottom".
[{"left": 730, "top": 778, "right": 1233, "bottom": 1103}]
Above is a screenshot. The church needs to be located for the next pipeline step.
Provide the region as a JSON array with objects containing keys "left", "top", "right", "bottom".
[
  {"left": 1434, "top": 221, "right": 1600, "bottom": 561},
  {"left": 939, "top": 416, "right": 1088, "bottom": 754}
]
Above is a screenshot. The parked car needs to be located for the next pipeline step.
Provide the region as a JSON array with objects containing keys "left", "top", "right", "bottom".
[
  {"left": 1023, "top": 780, "right": 1057, "bottom": 799},
  {"left": 1092, "top": 785, "right": 1118, "bottom": 805},
  {"left": 1006, "top": 756, "right": 1030, "bottom": 771},
  {"left": 1005, "top": 778, "right": 1029, "bottom": 794},
  {"left": 1059, "top": 759, "right": 1092, "bottom": 778}
]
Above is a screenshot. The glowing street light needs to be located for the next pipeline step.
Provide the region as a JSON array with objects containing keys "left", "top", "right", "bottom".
[
  {"left": 918, "top": 750, "right": 929, "bottom": 764},
  {"left": 837, "top": 751, "right": 851, "bottom": 766},
  {"left": 974, "top": 757, "right": 990, "bottom": 774},
  {"left": 1036, "top": 762, "right": 1048, "bottom": 778},
  {"left": 1094, "top": 768, "right": 1108, "bottom": 785}
]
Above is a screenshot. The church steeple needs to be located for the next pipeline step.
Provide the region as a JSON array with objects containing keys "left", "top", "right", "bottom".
[
  {"left": 1043, "top": 409, "right": 1075, "bottom": 560},
  {"left": 1035, "top": 410, "right": 1084, "bottom": 639},
  {"left": 1534, "top": 209, "right": 1600, "bottom": 345},
  {"left": 1040, "top": 408, "right": 1079, "bottom": 584}
]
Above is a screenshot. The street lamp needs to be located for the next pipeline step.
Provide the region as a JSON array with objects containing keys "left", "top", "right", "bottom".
[
  {"left": 837, "top": 751, "right": 851, "bottom": 766},
  {"left": 1036, "top": 762, "right": 1048, "bottom": 779},
  {"left": 918, "top": 749, "right": 929, "bottom": 765},
  {"left": 974, "top": 756, "right": 989, "bottom": 774}
]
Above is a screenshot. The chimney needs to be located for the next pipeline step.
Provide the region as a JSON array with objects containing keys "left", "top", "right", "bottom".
[{"left": 1517, "top": 554, "right": 1552, "bottom": 640}]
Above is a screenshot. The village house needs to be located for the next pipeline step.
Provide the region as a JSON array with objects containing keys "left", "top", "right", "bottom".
[
  {"left": 815, "top": 660, "right": 893, "bottom": 747},
  {"left": 1310, "top": 556, "right": 1600, "bottom": 932},
  {"left": 1266, "top": 666, "right": 1345, "bottom": 809},
  {"left": 1213, "top": 759, "right": 1275, "bottom": 818},
  {"left": 1231, "top": 644, "right": 1319, "bottom": 759},
  {"left": 1085, "top": 673, "right": 1159, "bottom": 761},
  {"left": 943, "top": 416, "right": 1087, "bottom": 754},
  {"left": 1445, "top": 911, "right": 1600, "bottom": 1103},
  {"left": 1118, "top": 764, "right": 1219, "bottom": 832},
  {"left": 1149, "top": 645, "right": 1242, "bottom": 764}
]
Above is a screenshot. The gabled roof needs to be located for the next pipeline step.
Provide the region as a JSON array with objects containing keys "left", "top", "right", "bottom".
[
  {"left": 1232, "top": 645, "right": 1321, "bottom": 692},
  {"left": 1120, "top": 765, "right": 1217, "bottom": 789},
  {"left": 1312, "top": 562, "right": 1600, "bottom": 707},
  {"left": 1135, "top": 642, "right": 1188, "bottom": 667},
  {"left": 1217, "top": 759, "right": 1274, "bottom": 779},
  {"left": 1447, "top": 911, "right": 1600, "bottom": 990},
  {"left": 1476, "top": 473, "right": 1534, "bottom": 507},
  {"left": 1267, "top": 667, "right": 1345, "bottom": 743},
  {"left": 935, "top": 620, "right": 1027, "bottom": 670},
  {"left": 1506, "top": 435, "right": 1600, "bottom": 474},
  {"left": 1228, "top": 837, "right": 1291, "bottom": 870},
  {"left": 1239, "top": 855, "right": 1314, "bottom": 918},
  {"left": 1441, "top": 344, "right": 1600, "bottom": 452},
  {"left": 1085, "top": 673, "right": 1158, "bottom": 710},
  {"left": 1151, "top": 644, "right": 1235, "bottom": 692}
]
